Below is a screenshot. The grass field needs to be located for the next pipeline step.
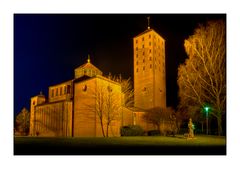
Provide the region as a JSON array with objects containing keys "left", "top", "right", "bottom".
[{"left": 14, "top": 135, "right": 226, "bottom": 155}]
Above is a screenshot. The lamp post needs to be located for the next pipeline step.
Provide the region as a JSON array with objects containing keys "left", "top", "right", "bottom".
[{"left": 204, "top": 107, "right": 209, "bottom": 135}]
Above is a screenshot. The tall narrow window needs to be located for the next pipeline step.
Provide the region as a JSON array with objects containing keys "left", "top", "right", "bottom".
[
  {"left": 60, "top": 87, "right": 62, "bottom": 96},
  {"left": 149, "top": 34, "right": 151, "bottom": 38},
  {"left": 142, "top": 44, "right": 144, "bottom": 48},
  {"left": 142, "top": 37, "right": 144, "bottom": 41},
  {"left": 64, "top": 86, "right": 67, "bottom": 94},
  {"left": 133, "top": 113, "right": 137, "bottom": 125},
  {"left": 51, "top": 89, "right": 54, "bottom": 97},
  {"left": 56, "top": 88, "right": 58, "bottom": 96},
  {"left": 149, "top": 42, "right": 151, "bottom": 46},
  {"left": 143, "top": 66, "right": 145, "bottom": 71},
  {"left": 143, "top": 59, "right": 145, "bottom": 63},
  {"left": 150, "top": 64, "right": 152, "bottom": 69},
  {"left": 67, "top": 85, "right": 71, "bottom": 94}
]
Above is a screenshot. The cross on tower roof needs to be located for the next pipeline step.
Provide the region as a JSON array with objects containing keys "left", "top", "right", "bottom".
[
  {"left": 87, "top": 54, "right": 90, "bottom": 63},
  {"left": 147, "top": 16, "right": 150, "bottom": 29}
]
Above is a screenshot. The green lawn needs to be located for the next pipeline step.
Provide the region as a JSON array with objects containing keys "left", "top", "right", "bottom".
[
  {"left": 14, "top": 135, "right": 226, "bottom": 155},
  {"left": 15, "top": 135, "right": 226, "bottom": 146}
]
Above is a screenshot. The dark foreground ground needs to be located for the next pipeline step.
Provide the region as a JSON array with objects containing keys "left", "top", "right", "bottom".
[{"left": 14, "top": 135, "right": 226, "bottom": 155}]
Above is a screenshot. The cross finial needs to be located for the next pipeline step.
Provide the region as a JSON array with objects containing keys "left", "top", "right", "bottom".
[
  {"left": 147, "top": 16, "right": 150, "bottom": 29},
  {"left": 87, "top": 54, "right": 90, "bottom": 63}
]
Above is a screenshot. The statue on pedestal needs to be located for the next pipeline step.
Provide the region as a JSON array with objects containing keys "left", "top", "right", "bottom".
[{"left": 188, "top": 118, "right": 194, "bottom": 138}]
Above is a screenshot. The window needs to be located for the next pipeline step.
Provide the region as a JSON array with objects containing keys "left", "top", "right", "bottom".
[
  {"left": 149, "top": 42, "right": 151, "bottom": 46},
  {"left": 136, "top": 47, "right": 138, "bottom": 51},
  {"left": 60, "top": 87, "right": 62, "bottom": 96},
  {"left": 142, "top": 44, "right": 144, "bottom": 48},
  {"left": 149, "top": 34, "right": 151, "bottom": 38},
  {"left": 136, "top": 39, "right": 138, "bottom": 44},
  {"left": 143, "top": 66, "right": 145, "bottom": 71},
  {"left": 136, "top": 54, "right": 138, "bottom": 58},
  {"left": 64, "top": 86, "right": 67, "bottom": 94},
  {"left": 143, "top": 59, "right": 145, "bottom": 63},
  {"left": 149, "top": 57, "right": 152, "bottom": 61},
  {"left": 136, "top": 68, "right": 138, "bottom": 72},
  {"left": 51, "top": 89, "right": 54, "bottom": 97},
  {"left": 143, "top": 51, "right": 145, "bottom": 55},
  {"left": 150, "top": 64, "right": 152, "bottom": 68},
  {"left": 67, "top": 85, "right": 71, "bottom": 94},
  {"left": 149, "top": 49, "right": 151, "bottom": 53},
  {"left": 56, "top": 88, "right": 58, "bottom": 96},
  {"left": 133, "top": 113, "right": 136, "bottom": 125},
  {"left": 136, "top": 61, "right": 138, "bottom": 65},
  {"left": 142, "top": 37, "right": 144, "bottom": 41}
]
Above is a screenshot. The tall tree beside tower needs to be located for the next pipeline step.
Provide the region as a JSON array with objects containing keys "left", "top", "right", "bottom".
[{"left": 177, "top": 20, "right": 226, "bottom": 135}]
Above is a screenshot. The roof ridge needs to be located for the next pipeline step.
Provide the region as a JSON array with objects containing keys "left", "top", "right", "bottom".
[{"left": 75, "top": 62, "right": 102, "bottom": 73}]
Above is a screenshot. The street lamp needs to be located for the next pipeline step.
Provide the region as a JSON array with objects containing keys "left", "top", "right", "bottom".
[{"left": 204, "top": 106, "right": 209, "bottom": 135}]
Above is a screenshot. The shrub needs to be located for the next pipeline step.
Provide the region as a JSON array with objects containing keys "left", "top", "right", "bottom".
[
  {"left": 120, "top": 125, "right": 144, "bottom": 136},
  {"left": 147, "top": 130, "right": 160, "bottom": 136}
]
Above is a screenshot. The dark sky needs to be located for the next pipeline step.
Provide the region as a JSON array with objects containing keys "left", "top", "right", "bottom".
[{"left": 14, "top": 14, "right": 226, "bottom": 116}]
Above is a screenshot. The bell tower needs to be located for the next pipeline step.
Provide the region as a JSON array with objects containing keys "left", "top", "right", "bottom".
[{"left": 133, "top": 20, "right": 166, "bottom": 110}]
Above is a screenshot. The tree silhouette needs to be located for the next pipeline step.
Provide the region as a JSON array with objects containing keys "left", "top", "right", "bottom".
[
  {"left": 15, "top": 107, "right": 30, "bottom": 135},
  {"left": 178, "top": 20, "right": 226, "bottom": 135}
]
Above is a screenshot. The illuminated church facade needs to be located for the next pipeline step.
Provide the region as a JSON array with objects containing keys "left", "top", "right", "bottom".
[{"left": 29, "top": 25, "right": 167, "bottom": 137}]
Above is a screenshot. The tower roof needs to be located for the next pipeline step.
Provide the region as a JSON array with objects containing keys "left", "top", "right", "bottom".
[{"left": 134, "top": 28, "right": 165, "bottom": 41}]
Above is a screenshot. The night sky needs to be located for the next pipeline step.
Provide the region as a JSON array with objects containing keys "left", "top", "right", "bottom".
[{"left": 14, "top": 14, "right": 226, "bottom": 117}]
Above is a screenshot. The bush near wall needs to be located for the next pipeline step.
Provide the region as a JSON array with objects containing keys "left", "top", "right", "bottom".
[{"left": 120, "top": 125, "right": 144, "bottom": 136}]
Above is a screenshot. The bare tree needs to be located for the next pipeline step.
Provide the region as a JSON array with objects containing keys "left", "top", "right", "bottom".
[
  {"left": 93, "top": 84, "right": 106, "bottom": 137},
  {"left": 177, "top": 20, "right": 226, "bottom": 135},
  {"left": 107, "top": 74, "right": 134, "bottom": 108},
  {"left": 15, "top": 107, "right": 30, "bottom": 135},
  {"left": 120, "top": 77, "right": 134, "bottom": 108},
  {"left": 91, "top": 83, "right": 121, "bottom": 137},
  {"left": 105, "top": 86, "right": 121, "bottom": 137}
]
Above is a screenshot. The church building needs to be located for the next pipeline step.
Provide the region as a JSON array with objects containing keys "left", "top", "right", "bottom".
[
  {"left": 30, "top": 57, "right": 124, "bottom": 137},
  {"left": 29, "top": 21, "right": 167, "bottom": 137}
]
